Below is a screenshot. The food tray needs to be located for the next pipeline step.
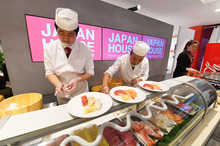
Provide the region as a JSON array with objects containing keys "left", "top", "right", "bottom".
[
  {"left": 121, "top": 115, "right": 165, "bottom": 146},
  {"left": 102, "top": 118, "right": 144, "bottom": 146},
  {"left": 153, "top": 102, "right": 189, "bottom": 124},
  {"left": 164, "top": 95, "right": 201, "bottom": 116}
]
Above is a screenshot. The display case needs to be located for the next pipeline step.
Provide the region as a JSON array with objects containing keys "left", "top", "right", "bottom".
[
  {"left": 203, "top": 72, "right": 220, "bottom": 90},
  {"left": 0, "top": 77, "right": 218, "bottom": 146}
]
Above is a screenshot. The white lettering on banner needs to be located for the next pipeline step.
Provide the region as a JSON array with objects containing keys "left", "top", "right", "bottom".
[
  {"left": 77, "top": 28, "right": 95, "bottom": 40},
  {"left": 148, "top": 47, "right": 162, "bottom": 54},
  {"left": 41, "top": 23, "right": 57, "bottom": 49},
  {"left": 86, "top": 29, "right": 94, "bottom": 40},
  {"left": 109, "top": 33, "right": 139, "bottom": 44},
  {"left": 41, "top": 23, "right": 57, "bottom": 37},
  {"left": 108, "top": 54, "right": 121, "bottom": 58},
  {"left": 108, "top": 44, "right": 115, "bottom": 53},
  {"left": 108, "top": 44, "right": 132, "bottom": 53},
  {"left": 42, "top": 39, "right": 55, "bottom": 49},
  {"left": 41, "top": 23, "right": 51, "bottom": 37},
  {"left": 52, "top": 28, "right": 57, "bottom": 37},
  {"left": 115, "top": 44, "right": 121, "bottom": 53},
  {"left": 77, "top": 29, "right": 85, "bottom": 40},
  {"left": 147, "top": 38, "right": 164, "bottom": 47},
  {"left": 80, "top": 41, "right": 95, "bottom": 52},
  {"left": 127, "top": 36, "right": 132, "bottom": 44},
  {"left": 115, "top": 34, "right": 120, "bottom": 43},
  {"left": 122, "top": 35, "right": 127, "bottom": 43}
]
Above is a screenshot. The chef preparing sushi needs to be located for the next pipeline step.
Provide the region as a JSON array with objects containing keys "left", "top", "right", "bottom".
[
  {"left": 44, "top": 8, "right": 94, "bottom": 104},
  {"left": 101, "top": 41, "right": 150, "bottom": 94}
]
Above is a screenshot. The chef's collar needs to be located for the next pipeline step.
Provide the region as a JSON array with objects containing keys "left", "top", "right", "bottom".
[
  {"left": 130, "top": 62, "right": 141, "bottom": 69},
  {"left": 61, "top": 41, "right": 76, "bottom": 50}
]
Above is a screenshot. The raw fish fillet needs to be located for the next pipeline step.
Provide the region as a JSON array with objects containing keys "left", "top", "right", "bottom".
[
  {"left": 139, "top": 109, "right": 175, "bottom": 133},
  {"left": 130, "top": 120, "right": 157, "bottom": 146}
]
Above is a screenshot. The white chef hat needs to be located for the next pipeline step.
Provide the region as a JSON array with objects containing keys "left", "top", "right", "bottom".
[
  {"left": 55, "top": 8, "right": 78, "bottom": 31},
  {"left": 133, "top": 41, "right": 150, "bottom": 56}
]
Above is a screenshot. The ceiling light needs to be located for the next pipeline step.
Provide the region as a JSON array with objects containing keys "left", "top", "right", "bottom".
[
  {"left": 215, "top": 9, "right": 220, "bottom": 12},
  {"left": 127, "top": 5, "right": 141, "bottom": 11},
  {"left": 200, "top": 0, "right": 216, "bottom": 4}
]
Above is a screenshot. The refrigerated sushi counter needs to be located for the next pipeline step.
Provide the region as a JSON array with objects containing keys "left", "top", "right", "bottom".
[{"left": 0, "top": 76, "right": 219, "bottom": 146}]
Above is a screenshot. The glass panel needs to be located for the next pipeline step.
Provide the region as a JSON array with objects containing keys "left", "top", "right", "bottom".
[
  {"left": 189, "top": 79, "right": 217, "bottom": 106},
  {"left": 132, "top": 84, "right": 206, "bottom": 145}
]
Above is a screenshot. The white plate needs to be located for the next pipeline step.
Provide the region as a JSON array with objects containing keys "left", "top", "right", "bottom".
[
  {"left": 67, "top": 92, "right": 113, "bottom": 118},
  {"left": 109, "top": 86, "right": 146, "bottom": 103},
  {"left": 138, "top": 81, "right": 169, "bottom": 92}
]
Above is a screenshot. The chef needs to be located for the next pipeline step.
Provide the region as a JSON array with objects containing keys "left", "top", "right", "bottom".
[
  {"left": 44, "top": 8, "right": 94, "bottom": 104},
  {"left": 101, "top": 41, "right": 150, "bottom": 94}
]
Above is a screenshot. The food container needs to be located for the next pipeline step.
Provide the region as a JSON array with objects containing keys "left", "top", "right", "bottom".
[
  {"left": 0, "top": 93, "right": 42, "bottom": 118},
  {"left": 91, "top": 85, "right": 103, "bottom": 92},
  {"left": 0, "top": 95, "right": 4, "bottom": 102},
  {"left": 91, "top": 78, "right": 123, "bottom": 92},
  {"left": 108, "top": 78, "right": 123, "bottom": 89}
]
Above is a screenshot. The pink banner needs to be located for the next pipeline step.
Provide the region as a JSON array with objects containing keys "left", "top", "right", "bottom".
[
  {"left": 76, "top": 24, "right": 101, "bottom": 60},
  {"left": 26, "top": 15, "right": 167, "bottom": 62},
  {"left": 102, "top": 28, "right": 142, "bottom": 60},
  {"left": 143, "top": 35, "right": 166, "bottom": 59},
  {"left": 25, "top": 15, "right": 102, "bottom": 62}
]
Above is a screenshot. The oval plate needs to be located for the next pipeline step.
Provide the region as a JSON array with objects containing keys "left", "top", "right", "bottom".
[
  {"left": 109, "top": 86, "right": 146, "bottom": 103},
  {"left": 138, "top": 81, "right": 169, "bottom": 92},
  {"left": 67, "top": 92, "right": 113, "bottom": 118}
]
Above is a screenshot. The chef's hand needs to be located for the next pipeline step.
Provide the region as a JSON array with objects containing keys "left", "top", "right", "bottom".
[
  {"left": 130, "top": 78, "right": 142, "bottom": 87},
  {"left": 101, "top": 87, "right": 110, "bottom": 94},
  {"left": 54, "top": 82, "right": 64, "bottom": 96},
  {"left": 63, "top": 78, "right": 78, "bottom": 93},
  {"left": 188, "top": 68, "right": 199, "bottom": 73},
  {"left": 130, "top": 78, "right": 138, "bottom": 87}
]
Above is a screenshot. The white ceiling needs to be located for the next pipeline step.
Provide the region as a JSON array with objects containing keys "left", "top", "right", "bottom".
[{"left": 101, "top": 0, "right": 220, "bottom": 36}]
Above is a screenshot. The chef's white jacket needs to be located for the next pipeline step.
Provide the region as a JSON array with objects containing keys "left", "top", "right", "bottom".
[
  {"left": 44, "top": 39, "right": 94, "bottom": 104},
  {"left": 105, "top": 54, "right": 149, "bottom": 85}
]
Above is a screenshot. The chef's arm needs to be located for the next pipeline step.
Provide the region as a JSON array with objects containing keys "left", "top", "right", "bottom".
[
  {"left": 102, "top": 73, "right": 110, "bottom": 88},
  {"left": 47, "top": 74, "right": 62, "bottom": 87},
  {"left": 76, "top": 73, "right": 92, "bottom": 82},
  {"left": 186, "top": 68, "right": 199, "bottom": 73},
  {"left": 101, "top": 73, "right": 110, "bottom": 94},
  {"left": 47, "top": 74, "right": 64, "bottom": 96}
]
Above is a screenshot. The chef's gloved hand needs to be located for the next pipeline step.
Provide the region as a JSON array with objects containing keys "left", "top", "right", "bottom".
[
  {"left": 101, "top": 87, "right": 110, "bottom": 94},
  {"left": 130, "top": 77, "right": 141, "bottom": 87},
  {"left": 54, "top": 82, "right": 64, "bottom": 96},
  {"left": 188, "top": 68, "right": 199, "bottom": 73},
  {"left": 63, "top": 78, "right": 78, "bottom": 93}
]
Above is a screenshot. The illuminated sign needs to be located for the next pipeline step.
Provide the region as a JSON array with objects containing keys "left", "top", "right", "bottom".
[
  {"left": 143, "top": 35, "right": 167, "bottom": 59},
  {"left": 102, "top": 28, "right": 142, "bottom": 60},
  {"left": 25, "top": 15, "right": 167, "bottom": 62},
  {"left": 25, "top": 15, "right": 102, "bottom": 61}
]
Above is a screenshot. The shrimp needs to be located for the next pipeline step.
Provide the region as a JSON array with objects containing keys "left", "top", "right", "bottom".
[
  {"left": 140, "top": 130, "right": 157, "bottom": 146},
  {"left": 143, "top": 124, "right": 163, "bottom": 139},
  {"left": 143, "top": 121, "right": 160, "bottom": 132},
  {"left": 131, "top": 120, "right": 157, "bottom": 145},
  {"left": 126, "top": 89, "right": 137, "bottom": 99},
  {"left": 143, "top": 83, "right": 154, "bottom": 90},
  {"left": 114, "top": 90, "right": 127, "bottom": 96},
  {"left": 130, "top": 120, "right": 144, "bottom": 132}
]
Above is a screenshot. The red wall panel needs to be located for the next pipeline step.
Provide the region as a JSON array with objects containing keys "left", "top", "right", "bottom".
[
  {"left": 189, "top": 25, "right": 204, "bottom": 70},
  {"left": 201, "top": 43, "right": 220, "bottom": 72}
]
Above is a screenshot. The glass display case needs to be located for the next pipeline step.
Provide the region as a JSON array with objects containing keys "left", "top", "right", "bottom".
[{"left": 0, "top": 77, "right": 218, "bottom": 146}]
